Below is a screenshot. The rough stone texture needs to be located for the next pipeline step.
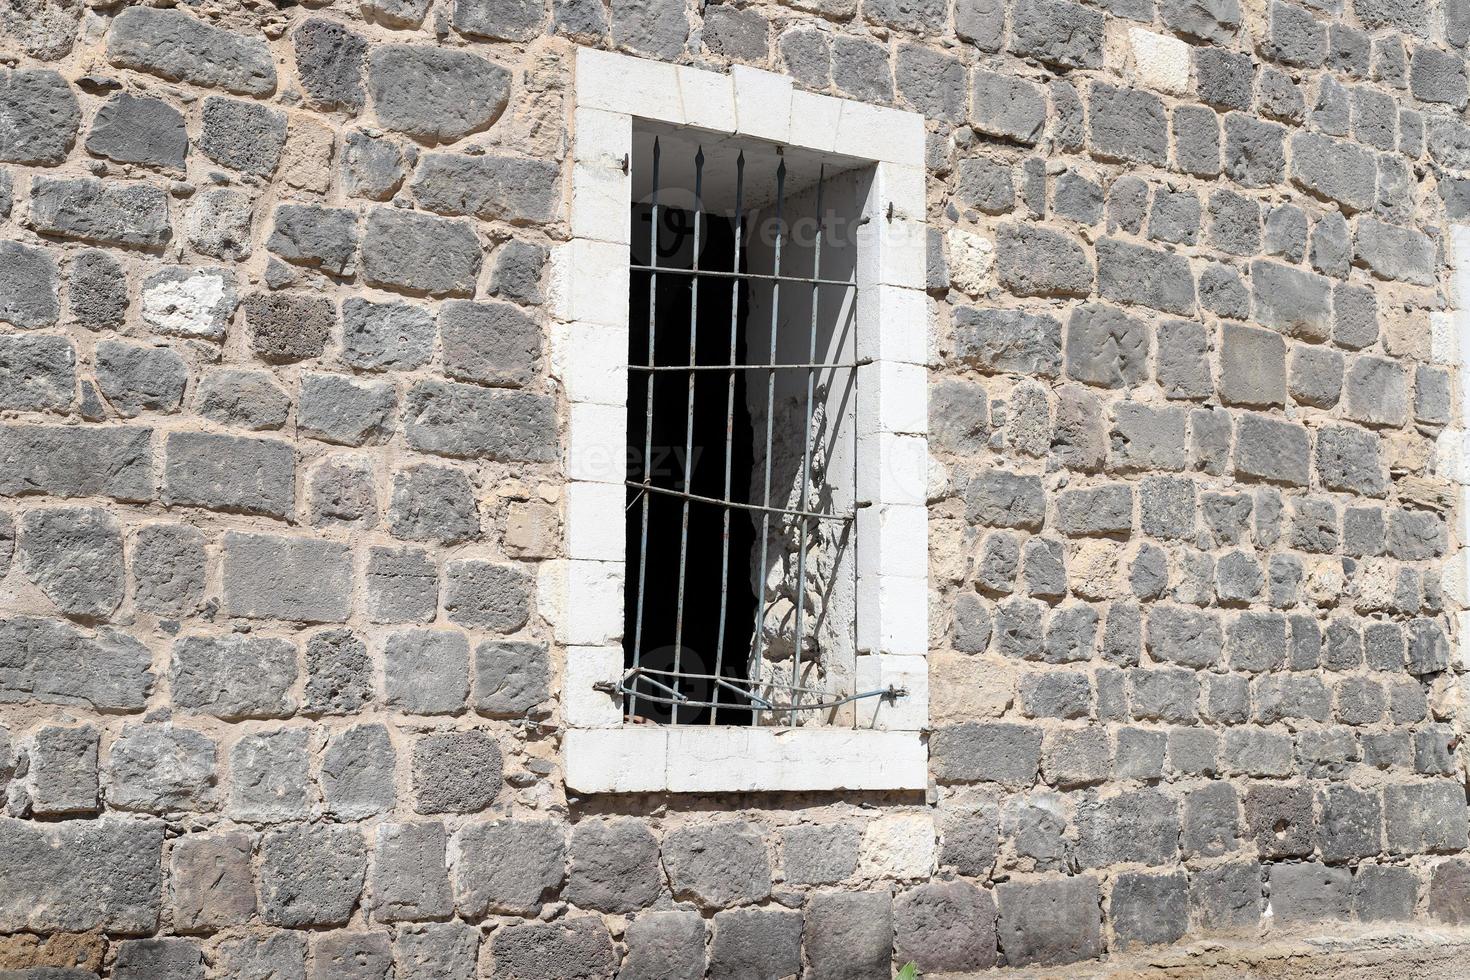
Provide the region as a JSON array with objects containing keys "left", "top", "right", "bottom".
[{"left": 0, "top": 3, "right": 1457, "bottom": 976}]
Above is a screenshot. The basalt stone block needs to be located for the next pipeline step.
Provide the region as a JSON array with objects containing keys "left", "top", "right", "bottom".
[
  {"left": 1223, "top": 113, "right": 1287, "bottom": 187},
  {"left": 132, "top": 523, "right": 206, "bottom": 616},
  {"left": 1096, "top": 237, "right": 1195, "bottom": 316},
  {"left": 171, "top": 634, "right": 296, "bottom": 720},
  {"left": 294, "top": 18, "right": 367, "bottom": 113},
  {"left": 86, "top": 93, "right": 187, "bottom": 170},
  {"left": 342, "top": 297, "right": 434, "bottom": 372},
  {"left": 169, "top": 832, "right": 253, "bottom": 933},
  {"left": 300, "top": 373, "right": 395, "bottom": 448},
  {"left": 492, "top": 918, "right": 616, "bottom": 980},
  {"left": 450, "top": 820, "right": 565, "bottom": 916},
  {"left": 952, "top": 307, "right": 1062, "bottom": 376},
  {"left": 361, "top": 208, "right": 481, "bottom": 299},
  {"left": 413, "top": 730, "right": 503, "bottom": 814},
  {"left": 472, "top": 640, "right": 549, "bottom": 717},
  {"left": 163, "top": 431, "right": 294, "bottom": 519},
  {"left": 95, "top": 340, "right": 187, "bottom": 417},
  {"left": 267, "top": 204, "right": 359, "bottom": 277},
  {"left": 0, "top": 333, "right": 71, "bottom": 409},
  {"left": 321, "top": 724, "right": 396, "bottom": 821},
  {"left": 29, "top": 177, "right": 170, "bottom": 248},
  {"left": 259, "top": 825, "right": 366, "bottom": 928},
  {"left": 221, "top": 531, "right": 353, "bottom": 623},
  {"left": 0, "top": 816, "right": 162, "bottom": 933},
  {"left": 566, "top": 819, "right": 662, "bottom": 914},
  {"left": 933, "top": 722, "right": 1042, "bottom": 786},
  {"left": 108, "top": 725, "right": 218, "bottom": 817},
  {"left": 303, "top": 629, "right": 373, "bottom": 717},
  {"left": 395, "top": 922, "right": 479, "bottom": 980},
  {"left": 366, "top": 546, "right": 439, "bottom": 624},
  {"left": 367, "top": 46, "right": 510, "bottom": 145},
  {"left": 411, "top": 153, "right": 561, "bottom": 224},
  {"left": 68, "top": 249, "right": 128, "bottom": 331},
  {"left": 971, "top": 71, "right": 1046, "bottom": 145},
  {"left": 244, "top": 292, "right": 336, "bottom": 364},
  {"left": 621, "top": 912, "right": 706, "bottom": 980},
  {"left": 1011, "top": 0, "right": 1104, "bottom": 68},
  {"left": 0, "top": 69, "right": 79, "bottom": 166},
  {"left": 107, "top": 7, "right": 275, "bottom": 96},
  {"left": 383, "top": 630, "right": 468, "bottom": 715},
  {"left": 996, "top": 224, "right": 1093, "bottom": 298},
  {"left": 439, "top": 300, "right": 541, "bottom": 387},
  {"left": 996, "top": 876, "right": 1101, "bottom": 967},
  {"left": 1233, "top": 413, "right": 1309, "bottom": 486},
  {"left": 1110, "top": 872, "right": 1188, "bottom": 949},
  {"left": 18, "top": 506, "right": 124, "bottom": 619},
  {"left": 404, "top": 381, "right": 556, "bottom": 463},
  {"left": 371, "top": 823, "right": 453, "bottom": 923},
  {"left": 199, "top": 97, "right": 287, "bottom": 177},
  {"left": 1064, "top": 303, "right": 1148, "bottom": 388},
  {"left": 1272, "top": 862, "right": 1352, "bottom": 923},
  {"left": 228, "top": 730, "right": 310, "bottom": 824},
  {"left": 894, "top": 881, "right": 995, "bottom": 973},
  {"left": 0, "top": 616, "right": 153, "bottom": 711},
  {"left": 664, "top": 821, "right": 771, "bottom": 908}
]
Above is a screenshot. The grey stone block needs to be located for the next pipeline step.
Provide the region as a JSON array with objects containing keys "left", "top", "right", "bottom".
[
  {"left": 367, "top": 45, "right": 509, "bottom": 144},
  {"left": 566, "top": 818, "right": 662, "bottom": 914},
  {"left": 1076, "top": 787, "right": 1179, "bottom": 868},
  {"left": 1044, "top": 604, "right": 1099, "bottom": 663},
  {"left": 1110, "top": 872, "right": 1187, "bottom": 950},
  {"left": 172, "top": 633, "right": 296, "bottom": 720},
  {"left": 198, "top": 97, "right": 287, "bottom": 177},
  {"left": 131, "top": 524, "right": 206, "bottom": 617},
  {"left": 85, "top": 93, "right": 186, "bottom": 170},
  {"left": 664, "top": 821, "right": 771, "bottom": 908},
  {"left": 312, "top": 931, "right": 391, "bottom": 980},
  {"left": 361, "top": 208, "right": 481, "bottom": 299},
  {"left": 894, "top": 881, "right": 996, "bottom": 972},
  {"left": 489, "top": 240, "right": 548, "bottom": 305},
  {"left": 1128, "top": 667, "right": 1199, "bottom": 723},
  {"left": 1173, "top": 104, "right": 1222, "bottom": 177},
  {"left": 939, "top": 793, "right": 998, "bottom": 875},
  {"left": 1288, "top": 345, "right": 1343, "bottom": 409},
  {"left": 1108, "top": 403, "right": 1189, "bottom": 473},
  {"left": 1244, "top": 783, "right": 1313, "bottom": 857},
  {"left": 953, "top": 307, "right": 1061, "bottom": 376},
  {"left": 1411, "top": 44, "right": 1468, "bottom": 107},
  {"left": 439, "top": 300, "right": 541, "bottom": 388},
  {"left": 1064, "top": 303, "right": 1148, "bottom": 388},
  {"left": 413, "top": 730, "right": 502, "bottom": 814},
  {"left": 996, "top": 224, "right": 1092, "bottom": 298},
  {"left": 384, "top": 630, "right": 468, "bottom": 715},
  {"left": 342, "top": 298, "right": 434, "bottom": 372},
  {"left": 0, "top": 815, "right": 162, "bottom": 933},
  {"left": 1207, "top": 189, "right": 1260, "bottom": 255},
  {"left": 1183, "top": 782, "right": 1239, "bottom": 858},
  {"left": 169, "top": 832, "right": 253, "bottom": 933},
  {"left": 1088, "top": 83, "right": 1168, "bottom": 165},
  {"left": 0, "top": 334, "right": 71, "bottom": 411},
  {"left": 1318, "top": 785, "right": 1382, "bottom": 861},
  {"left": 107, "top": 6, "right": 274, "bottom": 95},
  {"left": 1355, "top": 216, "right": 1435, "bottom": 285},
  {"left": 303, "top": 629, "right": 373, "bottom": 717},
  {"left": 1056, "top": 484, "right": 1133, "bottom": 537},
  {"left": 442, "top": 559, "right": 531, "bottom": 633},
  {"left": 1116, "top": 727, "right": 1165, "bottom": 779},
  {"left": 971, "top": 71, "right": 1046, "bottom": 145},
  {"left": 300, "top": 373, "right": 396, "bottom": 448},
  {"left": 1221, "top": 113, "right": 1287, "bottom": 189},
  {"left": 25, "top": 724, "right": 98, "bottom": 816},
  {"left": 18, "top": 506, "right": 123, "bottom": 619},
  {"left": 1218, "top": 323, "right": 1285, "bottom": 407},
  {"left": 621, "top": 911, "right": 706, "bottom": 980},
  {"left": 113, "top": 938, "right": 205, "bottom": 980},
  {"left": 1149, "top": 189, "right": 1201, "bottom": 245},
  {"left": 1233, "top": 413, "right": 1309, "bottom": 486},
  {"left": 928, "top": 378, "right": 988, "bottom": 455},
  {"left": 163, "top": 431, "right": 294, "bottom": 520},
  {"left": 1387, "top": 781, "right": 1470, "bottom": 854},
  {"left": 244, "top": 292, "right": 335, "bottom": 364},
  {"left": 67, "top": 250, "right": 127, "bottom": 331},
  {"left": 107, "top": 724, "right": 217, "bottom": 817},
  {"left": 29, "top": 177, "right": 170, "bottom": 248},
  {"left": 450, "top": 820, "right": 565, "bottom": 916},
  {"left": 1271, "top": 862, "right": 1352, "bottom": 923},
  {"left": 267, "top": 205, "right": 358, "bottom": 277},
  {"left": 306, "top": 455, "right": 379, "bottom": 529},
  {"left": 95, "top": 340, "right": 186, "bottom": 417},
  {"left": 395, "top": 922, "right": 479, "bottom": 980},
  {"left": 366, "top": 546, "right": 438, "bottom": 624},
  {"left": 1011, "top": 0, "right": 1104, "bottom": 68},
  {"left": 342, "top": 130, "right": 406, "bottom": 202},
  {"left": 221, "top": 531, "right": 353, "bottom": 624},
  {"left": 259, "top": 825, "right": 366, "bottom": 927},
  {"left": 370, "top": 823, "right": 452, "bottom": 922},
  {"left": 472, "top": 639, "right": 549, "bottom": 717},
  {"left": 1355, "top": 864, "right": 1418, "bottom": 922},
  {"left": 0, "top": 615, "right": 154, "bottom": 711},
  {"left": 404, "top": 381, "right": 557, "bottom": 463},
  {"left": 996, "top": 876, "right": 1102, "bottom": 967},
  {"left": 1196, "top": 47, "right": 1254, "bottom": 110},
  {"left": 215, "top": 932, "right": 306, "bottom": 980},
  {"left": 1146, "top": 606, "right": 1222, "bottom": 669},
  {"left": 1042, "top": 726, "right": 1111, "bottom": 787},
  {"left": 1198, "top": 263, "right": 1250, "bottom": 320},
  {"left": 896, "top": 44, "right": 965, "bottom": 122},
  {"left": 1021, "top": 537, "right": 1067, "bottom": 599},
  {"left": 0, "top": 69, "right": 79, "bottom": 166},
  {"left": 228, "top": 729, "right": 311, "bottom": 824},
  {"left": 708, "top": 908, "right": 802, "bottom": 980},
  {"left": 321, "top": 724, "right": 395, "bottom": 821},
  {"left": 293, "top": 18, "right": 366, "bottom": 113},
  {"left": 955, "top": 157, "right": 1016, "bottom": 215},
  {"left": 831, "top": 36, "right": 891, "bottom": 104},
  {"left": 1096, "top": 237, "right": 1195, "bottom": 315},
  {"left": 410, "top": 153, "right": 560, "bottom": 224}
]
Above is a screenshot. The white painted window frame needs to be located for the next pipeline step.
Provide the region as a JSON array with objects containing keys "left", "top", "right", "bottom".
[{"left": 548, "top": 47, "right": 930, "bottom": 793}]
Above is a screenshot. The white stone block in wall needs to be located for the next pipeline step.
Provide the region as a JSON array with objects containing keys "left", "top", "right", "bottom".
[
  {"left": 790, "top": 90, "right": 842, "bottom": 154},
  {"left": 677, "top": 65, "right": 737, "bottom": 132},
  {"left": 567, "top": 402, "right": 627, "bottom": 483},
  {"left": 548, "top": 239, "right": 629, "bottom": 327},
  {"left": 832, "top": 99, "right": 926, "bottom": 167},
  {"left": 576, "top": 48, "right": 682, "bottom": 123},
  {"left": 564, "top": 727, "right": 668, "bottom": 793},
  {"left": 573, "top": 106, "right": 632, "bottom": 169},
  {"left": 947, "top": 228, "right": 995, "bottom": 296},
  {"left": 856, "top": 653, "right": 930, "bottom": 730},
  {"left": 1437, "top": 428, "right": 1470, "bottom": 485},
  {"left": 876, "top": 162, "right": 926, "bottom": 223},
  {"left": 551, "top": 320, "right": 629, "bottom": 406},
  {"left": 541, "top": 559, "right": 624, "bottom": 646},
  {"left": 1129, "top": 28, "right": 1191, "bottom": 95},
  {"left": 732, "top": 65, "right": 793, "bottom": 145},
  {"left": 566, "top": 482, "right": 626, "bottom": 562},
  {"left": 855, "top": 285, "right": 927, "bottom": 365},
  {"left": 1431, "top": 311, "right": 1459, "bottom": 367},
  {"left": 572, "top": 163, "right": 632, "bottom": 245},
  {"left": 857, "top": 812, "right": 936, "bottom": 880},
  {"left": 563, "top": 646, "right": 625, "bottom": 727}
]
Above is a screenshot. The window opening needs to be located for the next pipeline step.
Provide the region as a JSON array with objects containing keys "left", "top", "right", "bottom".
[{"left": 611, "top": 125, "right": 905, "bottom": 728}]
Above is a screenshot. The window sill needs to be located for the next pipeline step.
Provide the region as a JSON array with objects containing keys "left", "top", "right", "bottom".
[{"left": 563, "top": 726, "right": 927, "bottom": 794}]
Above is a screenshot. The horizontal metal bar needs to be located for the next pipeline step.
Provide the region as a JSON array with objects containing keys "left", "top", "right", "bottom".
[
  {"left": 631, "top": 359, "right": 871, "bottom": 373},
  {"left": 599, "top": 667, "right": 907, "bottom": 713},
  {"left": 626, "top": 480, "right": 865, "bottom": 523},
  {"left": 631, "top": 264, "right": 858, "bottom": 290}
]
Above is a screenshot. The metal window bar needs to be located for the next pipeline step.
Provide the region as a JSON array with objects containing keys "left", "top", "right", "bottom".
[{"left": 619, "top": 136, "right": 906, "bottom": 725}]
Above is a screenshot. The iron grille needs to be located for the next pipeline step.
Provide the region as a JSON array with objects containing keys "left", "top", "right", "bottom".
[{"left": 606, "top": 133, "right": 906, "bottom": 727}]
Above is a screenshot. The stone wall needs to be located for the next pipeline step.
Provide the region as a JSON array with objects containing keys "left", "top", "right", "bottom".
[{"left": 0, "top": 0, "right": 1467, "bottom": 976}]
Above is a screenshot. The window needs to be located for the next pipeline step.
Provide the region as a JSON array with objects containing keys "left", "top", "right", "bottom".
[{"left": 554, "top": 49, "right": 929, "bottom": 793}]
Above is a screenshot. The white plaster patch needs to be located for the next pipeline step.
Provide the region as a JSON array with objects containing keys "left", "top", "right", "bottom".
[
  {"left": 857, "top": 812, "right": 936, "bottom": 880},
  {"left": 140, "top": 268, "right": 236, "bottom": 339},
  {"left": 946, "top": 228, "right": 994, "bottom": 296},
  {"left": 1129, "top": 28, "right": 1191, "bottom": 95}
]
